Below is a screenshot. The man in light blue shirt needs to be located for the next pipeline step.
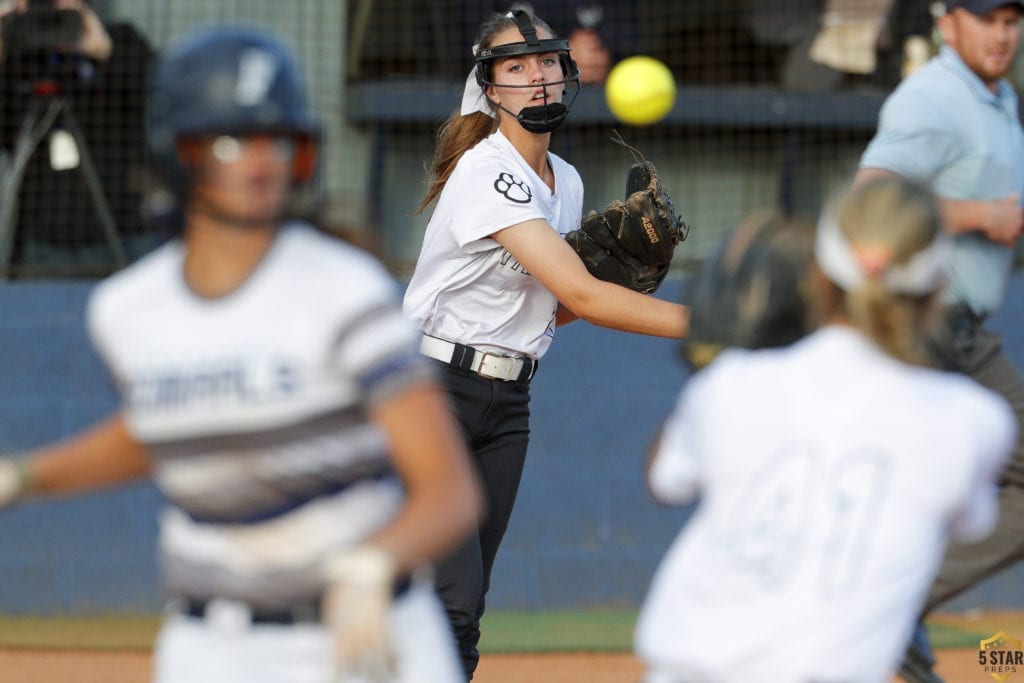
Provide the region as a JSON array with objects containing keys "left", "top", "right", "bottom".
[{"left": 856, "top": 1, "right": 1024, "bottom": 681}]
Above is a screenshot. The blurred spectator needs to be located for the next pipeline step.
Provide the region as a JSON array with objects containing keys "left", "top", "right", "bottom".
[
  {"left": 348, "top": 1, "right": 637, "bottom": 82},
  {"left": 657, "top": 1, "right": 784, "bottom": 85},
  {"left": 638, "top": 0, "right": 932, "bottom": 90},
  {"left": 745, "top": 0, "right": 844, "bottom": 89},
  {"left": 809, "top": 0, "right": 896, "bottom": 75},
  {"left": 501, "top": 2, "right": 639, "bottom": 83},
  {"left": 345, "top": 0, "right": 938, "bottom": 90},
  {"left": 744, "top": 0, "right": 935, "bottom": 90},
  {"left": 0, "top": 0, "right": 154, "bottom": 276}
]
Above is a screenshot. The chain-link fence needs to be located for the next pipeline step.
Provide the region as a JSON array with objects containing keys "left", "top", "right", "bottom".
[{"left": 0, "top": 0, "right": 971, "bottom": 279}]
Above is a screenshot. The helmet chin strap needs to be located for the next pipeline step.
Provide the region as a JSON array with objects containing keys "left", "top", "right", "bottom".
[
  {"left": 488, "top": 82, "right": 577, "bottom": 134},
  {"left": 515, "top": 102, "right": 568, "bottom": 133},
  {"left": 472, "top": 9, "right": 581, "bottom": 133}
]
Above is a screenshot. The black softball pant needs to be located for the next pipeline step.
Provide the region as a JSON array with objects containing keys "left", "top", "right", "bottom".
[
  {"left": 925, "top": 310, "right": 1024, "bottom": 606},
  {"left": 433, "top": 363, "right": 532, "bottom": 681},
  {"left": 901, "top": 310, "right": 1024, "bottom": 683}
]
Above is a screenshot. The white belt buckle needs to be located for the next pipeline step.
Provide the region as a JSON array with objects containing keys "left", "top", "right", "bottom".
[
  {"left": 473, "top": 351, "right": 518, "bottom": 381},
  {"left": 205, "top": 599, "right": 252, "bottom": 631}
]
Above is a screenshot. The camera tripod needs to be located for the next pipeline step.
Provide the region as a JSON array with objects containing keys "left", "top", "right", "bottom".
[{"left": 0, "top": 92, "right": 127, "bottom": 279}]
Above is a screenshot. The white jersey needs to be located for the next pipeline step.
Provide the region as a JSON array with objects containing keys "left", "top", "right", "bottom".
[
  {"left": 636, "top": 326, "right": 1015, "bottom": 683},
  {"left": 403, "top": 129, "right": 584, "bottom": 359},
  {"left": 87, "top": 222, "right": 433, "bottom": 609}
]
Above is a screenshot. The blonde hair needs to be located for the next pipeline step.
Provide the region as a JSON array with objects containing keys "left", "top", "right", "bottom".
[
  {"left": 415, "top": 10, "right": 555, "bottom": 214},
  {"left": 817, "top": 176, "right": 945, "bottom": 366}
]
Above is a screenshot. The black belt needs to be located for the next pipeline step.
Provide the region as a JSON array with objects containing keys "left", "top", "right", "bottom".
[
  {"left": 420, "top": 334, "right": 537, "bottom": 383},
  {"left": 183, "top": 598, "right": 321, "bottom": 625},
  {"left": 180, "top": 578, "right": 412, "bottom": 626}
]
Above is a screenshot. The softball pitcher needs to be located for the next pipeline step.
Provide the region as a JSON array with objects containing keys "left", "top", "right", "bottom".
[
  {"left": 0, "top": 25, "right": 479, "bottom": 683},
  {"left": 636, "top": 177, "right": 1016, "bottom": 683}
]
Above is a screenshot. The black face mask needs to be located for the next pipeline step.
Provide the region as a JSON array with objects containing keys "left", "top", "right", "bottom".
[
  {"left": 473, "top": 9, "right": 580, "bottom": 134},
  {"left": 516, "top": 102, "right": 569, "bottom": 133},
  {"left": 491, "top": 81, "right": 576, "bottom": 134}
]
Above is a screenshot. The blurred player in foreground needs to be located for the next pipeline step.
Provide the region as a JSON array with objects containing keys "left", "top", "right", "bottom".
[
  {"left": 403, "top": 9, "right": 687, "bottom": 679},
  {"left": 0, "top": 24, "right": 480, "bottom": 683},
  {"left": 854, "top": 1, "right": 1024, "bottom": 680},
  {"left": 635, "top": 177, "right": 1015, "bottom": 683}
]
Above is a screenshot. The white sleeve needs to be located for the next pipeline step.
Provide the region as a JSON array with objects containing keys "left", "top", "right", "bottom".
[
  {"left": 949, "top": 394, "right": 1017, "bottom": 543},
  {"left": 84, "top": 279, "right": 122, "bottom": 386},
  {"left": 647, "top": 378, "right": 706, "bottom": 505},
  {"left": 449, "top": 160, "right": 546, "bottom": 249}
]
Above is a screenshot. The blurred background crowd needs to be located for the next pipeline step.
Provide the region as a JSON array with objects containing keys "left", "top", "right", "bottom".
[{"left": 0, "top": 0, "right": 1012, "bottom": 280}]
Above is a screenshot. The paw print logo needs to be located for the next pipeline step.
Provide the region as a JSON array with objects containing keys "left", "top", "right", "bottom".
[{"left": 493, "top": 172, "right": 532, "bottom": 204}]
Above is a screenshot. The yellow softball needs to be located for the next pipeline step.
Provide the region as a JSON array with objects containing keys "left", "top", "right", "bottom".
[{"left": 605, "top": 56, "right": 676, "bottom": 126}]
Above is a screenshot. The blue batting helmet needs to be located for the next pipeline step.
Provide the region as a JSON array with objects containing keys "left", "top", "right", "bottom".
[{"left": 146, "top": 24, "right": 319, "bottom": 189}]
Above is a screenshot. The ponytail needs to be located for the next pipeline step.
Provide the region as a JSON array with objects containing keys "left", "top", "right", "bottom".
[{"left": 416, "top": 111, "right": 497, "bottom": 214}]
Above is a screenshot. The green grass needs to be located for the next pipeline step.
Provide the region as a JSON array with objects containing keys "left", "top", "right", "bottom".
[
  {"left": 0, "top": 610, "right": 638, "bottom": 652},
  {"left": 480, "top": 610, "right": 1013, "bottom": 653},
  {"left": 928, "top": 621, "right": 988, "bottom": 649},
  {"left": 0, "top": 615, "right": 160, "bottom": 650},
  {"left": 480, "top": 609, "right": 637, "bottom": 653},
  {"left": 0, "top": 609, "right": 1006, "bottom": 653}
]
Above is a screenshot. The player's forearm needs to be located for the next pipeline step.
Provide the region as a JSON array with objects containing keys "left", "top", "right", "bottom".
[
  {"left": 946, "top": 194, "right": 1024, "bottom": 247},
  {"left": 857, "top": 168, "right": 1010, "bottom": 238},
  {"left": 76, "top": 5, "right": 113, "bottom": 62},
  {"left": 18, "top": 414, "right": 151, "bottom": 497},
  {"left": 369, "top": 483, "right": 480, "bottom": 575},
  {"left": 564, "top": 279, "right": 689, "bottom": 338},
  {"left": 368, "top": 383, "right": 482, "bottom": 574},
  {"left": 940, "top": 198, "right": 996, "bottom": 235},
  {"left": 380, "top": 439, "right": 481, "bottom": 573}
]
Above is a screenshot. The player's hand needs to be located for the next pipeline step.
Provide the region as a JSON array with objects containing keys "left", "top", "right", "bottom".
[
  {"left": 53, "top": 0, "right": 112, "bottom": 61},
  {"left": 0, "top": 0, "right": 25, "bottom": 19},
  {"left": 322, "top": 545, "right": 398, "bottom": 682},
  {"left": 0, "top": 458, "right": 29, "bottom": 510},
  {"left": 983, "top": 194, "right": 1024, "bottom": 247},
  {"left": 568, "top": 27, "right": 610, "bottom": 84}
]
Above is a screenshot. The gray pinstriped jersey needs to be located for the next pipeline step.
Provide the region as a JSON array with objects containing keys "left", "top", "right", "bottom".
[{"left": 87, "top": 222, "right": 434, "bottom": 607}]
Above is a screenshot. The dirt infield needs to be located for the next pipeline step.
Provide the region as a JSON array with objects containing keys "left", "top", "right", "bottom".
[
  {"left": 476, "top": 652, "right": 644, "bottom": 682},
  {"left": 455, "top": 649, "right": 1003, "bottom": 682},
  {"left": 1, "top": 609, "right": 1023, "bottom": 682},
  {"left": 476, "top": 650, "right": 987, "bottom": 683},
  {"left": 0, "top": 647, "right": 993, "bottom": 683},
  {"left": 0, "top": 649, "right": 150, "bottom": 683}
]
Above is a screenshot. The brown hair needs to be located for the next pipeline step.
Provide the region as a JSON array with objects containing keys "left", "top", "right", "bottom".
[
  {"left": 415, "top": 10, "right": 554, "bottom": 214},
  {"left": 815, "top": 176, "right": 945, "bottom": 366}
]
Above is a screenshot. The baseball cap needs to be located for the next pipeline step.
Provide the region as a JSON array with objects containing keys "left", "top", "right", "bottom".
[{"left": 945, "top": 0, "right": 1024, "bottom": 14}]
